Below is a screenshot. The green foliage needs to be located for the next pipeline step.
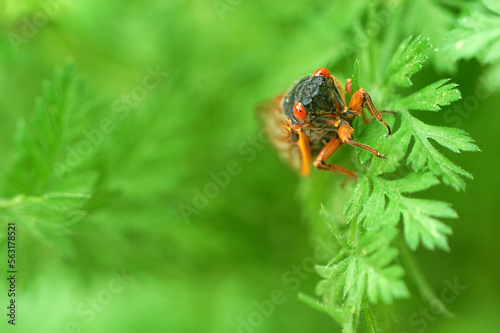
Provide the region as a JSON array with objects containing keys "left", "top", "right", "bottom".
[
  {"left": 441, "top": 0, "right": 500, "bottom": 88},
  {"left": 483, "top": 0, "right": 500, "bottom": 14},
  {"left": 1, "top": 1, "right": 499, "bottom": 333},
  {"left": 395, "top": 113, "right": 477, "bottom": 190},
  {"left": 0, "top": 64, "right": 95, "bottom": 246},
  {"left": 301, "top": 36, "right": 479, "bottom": 331},
  {"left": 0, "top": 193, "right": 89, "bottom": 241},
  {"left": 442, "top": 5, "right": 500, "bottom": 64},
  {"left": 385, "top": 36, "right": 433, "bottom": 88},
  {"left": 401, "top": 79, "right": 461, "bottom": 112},
  {"left": 5, "top": 63, "right": 96, "bottom": 195}
]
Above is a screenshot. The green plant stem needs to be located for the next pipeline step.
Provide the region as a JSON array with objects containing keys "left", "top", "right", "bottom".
[
  {"left": 343, "top": 220, "right": 364, "bottom": 333},
  {"left": 326, "top": 249, "right": 347, "bottom": 267},
  {"left": 362, "top": 296, "right": 380, "bottom": 333},
  {"left": 330, "top": 224, "right": 354, "bottom": 251},
  {"left": 348, "top": 218, "right": 360, "bottom": 247},
  {"left": 367, "top": 0, "right": 379, "bottom": 83},
  {"left": 343, "top": 306, "right": 360, "bottom": 333},
  {"left": 398, "top": 234, "right": 454, "bottom": 318}
]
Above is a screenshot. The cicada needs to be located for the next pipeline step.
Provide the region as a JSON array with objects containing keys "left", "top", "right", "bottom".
[{"left": 258, "top": 67, "right": 391, "bottom": 182}]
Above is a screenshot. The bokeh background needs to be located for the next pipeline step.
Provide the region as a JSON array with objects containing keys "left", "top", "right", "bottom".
[{"left": 0, "top": 0, "right": 499, "bottom": 332}]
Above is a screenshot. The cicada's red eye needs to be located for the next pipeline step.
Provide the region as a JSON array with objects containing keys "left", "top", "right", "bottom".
[
  {"left": 293, "top": 102, "right": 307, "bottom": 121},
  {"left": 313, "top": 68, "right": 330, "bottom": 78}
]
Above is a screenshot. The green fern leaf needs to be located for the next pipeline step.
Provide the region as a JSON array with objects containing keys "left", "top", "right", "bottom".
[
  {"left": 442, "top": 10, "right": 500, "bottom": 64},
  {"left": 1, "top": 63, "right": 96, "bottom": 247},
  {"left": 401, "top": 79, "right": 461, "bottom": 111},
  {"left": 384, "top": 36, "right": 432, "bottom": 87}
]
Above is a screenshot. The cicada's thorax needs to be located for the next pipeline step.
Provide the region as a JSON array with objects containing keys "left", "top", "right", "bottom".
[{"left": 282, "top": 73, "right": 350, "bottom": 158}]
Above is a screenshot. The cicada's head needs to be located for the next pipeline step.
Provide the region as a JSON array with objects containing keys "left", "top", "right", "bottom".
[{"left": 283, "top": 68, "right": 345, "bottom": 127}]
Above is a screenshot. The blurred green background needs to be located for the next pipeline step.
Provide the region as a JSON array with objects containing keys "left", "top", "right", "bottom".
[{"left": 0, "top": 0, "right": 499, "bottom": 332}]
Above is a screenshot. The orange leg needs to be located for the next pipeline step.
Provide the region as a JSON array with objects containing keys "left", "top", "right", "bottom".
[
  {"left": 296, "top": 130, "right": 312, "bottom": 176},
  {"left": 346, "top": 79, "right": 368, "bottom": 124},
  {"left": 347, "top": 88, "right": 392, "bottom": 135},
  {"left": 313, "top": 136, "right": 357, "bottom": 183},
  {"left": 338, "top": 122, "right": 385, "bottom": 158}
]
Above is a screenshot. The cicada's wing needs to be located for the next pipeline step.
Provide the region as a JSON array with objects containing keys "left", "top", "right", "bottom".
[{"left": 256, "top": 93, "right": 311, "bottom": 176}]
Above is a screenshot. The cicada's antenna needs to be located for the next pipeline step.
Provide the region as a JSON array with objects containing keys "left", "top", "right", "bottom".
[
  {"left": 325, "top": 59, "right": 332, "bottom": 72},
  {"left": 316, "top": 60, "right": 333, "bottom": 73}
]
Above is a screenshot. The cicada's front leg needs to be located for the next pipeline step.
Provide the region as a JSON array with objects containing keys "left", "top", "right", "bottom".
[
  {"left": 313, "top": 136, "right": 357, "bottom": 183},
  {"left": 345, "top": 88, "right": 392, "bottom": 135},
  {"left": 337, "top": 120, "right": 386, "bottom": 159},
  {"left": 345, "top": 78, "right": 370, "bottom": 124}
]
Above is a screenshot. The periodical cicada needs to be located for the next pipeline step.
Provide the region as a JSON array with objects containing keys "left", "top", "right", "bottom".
[{"left": 257, "top": 67, "right": 392, "bottom": 182}]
